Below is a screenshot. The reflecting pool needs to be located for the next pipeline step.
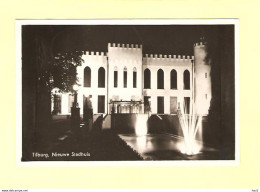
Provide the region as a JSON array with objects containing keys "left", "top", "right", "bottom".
[{"left": 119, "top": 134, "right": 219, "bottom": 160}]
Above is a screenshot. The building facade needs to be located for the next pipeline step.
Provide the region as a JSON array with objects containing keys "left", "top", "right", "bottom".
[{"left": 52, "top": 41, "right": 211, "bottom": 116}]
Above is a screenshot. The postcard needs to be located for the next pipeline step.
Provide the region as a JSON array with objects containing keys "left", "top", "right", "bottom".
[{"left": 16, "top": 19, "right": 238, "bottom": 166}]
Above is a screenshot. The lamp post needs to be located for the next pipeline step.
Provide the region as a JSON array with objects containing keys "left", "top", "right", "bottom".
[
  {"left": 148, "top": 98, "right": 151, "bottom": 117},
  {"left": 73, "top": 85, "right": 79, "bottom": 107},
  {"left": 71, "top": 84, "right": 80, "bottom": 131}
]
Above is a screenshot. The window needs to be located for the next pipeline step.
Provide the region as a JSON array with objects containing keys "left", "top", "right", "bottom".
[
  {"left": 170, "top": 69, "right": 177, "bottom": 89},
  {"left": 184, "top": 70, "right": 190, "bottom": 90},
  {"left": 157, "top": 96, "right": 164, "bottom": 114},
  {"left": 98, "top": 95, "right": 105, "bottom": 113},
  {"left": 144, "top": 68, "right": 151, "bottom": 89},
  {"left": 184, "top": 97, "right": 190, "bottom": 114},
  {"left": 124, "top": 67, "right": 127, "bottom": 88},
  {"left": 144, "top": 96, "right": 151, "bottom": 114},
  {"left": 84, "top": 66, "right": 91, "bottom": 87},
  {"left": 114, "top": 67, "right": 118, "bottom": 88},
  {"left": 205, "top": 73, "right": 207, "bottom": 78},
  {"left": 98, "top": 67, "right": 105, "bottom": 88},
  {"left": 157, "top": 69, "right": 164, "bottom": 89},
  {"left": 170, "top": 97, "right": 177, "bottom": 114},
  {"left": 83, "top": 95, "right": 93, "bottom": 121},
  {"left": 133, "top": 67, "right": 137, "bottom": 88}
]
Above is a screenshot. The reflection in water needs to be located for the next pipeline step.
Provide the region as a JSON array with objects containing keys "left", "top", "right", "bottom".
[
  {"left": 176, "top": 140, "right": 201, "bottom": 155},
  {"left": 119, "top": 134, "right": 182, "bottom": 160},
  {"left": 136, "top": 136, "right": 147, "bottom": 153},
  {"left": 119, "top": 134, "right": 216, "bottom": 160}
]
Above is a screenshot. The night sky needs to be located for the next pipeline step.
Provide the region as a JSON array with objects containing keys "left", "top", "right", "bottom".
[{"left": 45, "top": 25, "right": 233, "bottom": 56}]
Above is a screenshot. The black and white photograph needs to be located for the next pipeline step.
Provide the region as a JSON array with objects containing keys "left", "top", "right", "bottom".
[{"left": 18, "top": 20, "right": 237, "bottom": 163}]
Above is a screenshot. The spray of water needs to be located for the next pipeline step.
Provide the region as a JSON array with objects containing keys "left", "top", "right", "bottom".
[
  {"left": 135, "top": 114, "right": 148, "bottom": 136},
  {"left": 177, "top": 100, "right": 202, "bottom": 155}
]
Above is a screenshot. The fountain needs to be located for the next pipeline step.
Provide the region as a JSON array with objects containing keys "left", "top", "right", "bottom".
[
  {"left": 177, "top": 100, "right": 203, "bottom": 155},
  {"left": 135, "top": 114, "right": 148, "bottom": 136}
]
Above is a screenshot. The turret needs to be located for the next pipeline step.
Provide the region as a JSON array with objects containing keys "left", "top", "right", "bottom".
[{"left": 193, "top": 38, "right": 212, "bottom": 115}]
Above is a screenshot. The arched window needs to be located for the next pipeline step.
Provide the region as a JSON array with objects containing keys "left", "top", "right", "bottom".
[
  {"left": 157, "top": 69, "right": 164, "bottom": 89},
  {"left": 98, "top": 67, "right": 105, "bottom": 88},
  {"left": 84, "top": 66, "right": 91, "bottom": 87},
  {"left": 114, "top": 66, "right": 118, "bottom": 88},
  {"left": 144, "top": 68, "right": 151, "bottom": 89},
  {"left": 170, "top": 69, "right": 177, "bottom": 89},
  {"left": 133, "top": 67, "right": 137, "bottom": 88},
  {"left": 184, "top": 70, "right": 190, "bottom": 90},
  {"left": 123, "top": 67, "right": 127, "bottom": 88}
]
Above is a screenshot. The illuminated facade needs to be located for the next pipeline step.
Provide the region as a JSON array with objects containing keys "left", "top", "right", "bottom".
[{"left": 52, "top": 41, "right": 211, "bottom": 116}]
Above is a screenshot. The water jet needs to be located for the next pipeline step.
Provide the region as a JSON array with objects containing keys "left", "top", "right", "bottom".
[{"left": 177, "top": 100, "right": 203, "bottom": 155}]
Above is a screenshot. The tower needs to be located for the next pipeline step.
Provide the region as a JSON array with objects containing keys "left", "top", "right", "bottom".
[{"left": 193, "top": 38, "right": 212, "bottom": 115}]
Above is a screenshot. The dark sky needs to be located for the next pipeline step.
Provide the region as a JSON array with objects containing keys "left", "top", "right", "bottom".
[{"left": 44, "top": 25, "right": 233, "bottom": 56}]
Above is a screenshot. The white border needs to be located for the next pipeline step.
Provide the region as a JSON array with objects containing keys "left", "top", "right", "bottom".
[
  {"left": 0, "top": 190, "right": 254, "bottom": 192},
  {"left": 0, "top": 189, "right": 253, "bottom": 192},
  {"left": 16, "top": 19, "right": 239, "bottom": 167}
]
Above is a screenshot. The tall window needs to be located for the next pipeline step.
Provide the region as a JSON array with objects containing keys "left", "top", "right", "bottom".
[
  {"left": 157, "top": 96, "right": 164, "bottom": 114},
  {"left": 170, "top": 97, "right": 177, "bottom": 114},
  {"left": 184, "top": 70, "right": 190, "bottom": 90},
  {"left": 98, "top": 67, "right": 105, "bottom": 88},
  {"left": 144, "top": 68, "right": 151, "bottom": 89},
  {"left": 170, "top": 69, "right": 177, "bottom": 89},
  {"left": 84, "top": 66, "right": 91, "bottom": 87},
  {"left": 144, "top": 96, "right": 151, "bottom": 114},
  {"left": 157, "top": 69, "right": 164, "bottom": 89},
  {"left": 133, "top": 67, "right": 137, "bottom": 88},
  {"left": 123, "top": 67, "right": 127, "bottom": 88},
  {"left": 114, "top": 66, "right": 118, "bottom": 88},
  {"left": 184, "top": 97, "right": 190, "bottom": 114},
  {"left": 98, "top": 95, "right": 105, "bottom": 113}
]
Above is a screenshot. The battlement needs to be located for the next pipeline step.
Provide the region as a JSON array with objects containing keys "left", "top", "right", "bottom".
[
  {"left": 144, "top": 54, "right": 194, "bottom": 61},
  {"left": 108, "top": 43, "right": 142, "bottom": 49},
  {"left": 83, "top": 51, "right": 107, "bottom": 56},
  {"left": 194, "top": 41, "right": 207, "bottom": 47},
  {"left": 108, "top": 43, "right": 142, "bottom": 61},
  {"left": 81, "top": 51, "right": 108, "bottom": 67}
]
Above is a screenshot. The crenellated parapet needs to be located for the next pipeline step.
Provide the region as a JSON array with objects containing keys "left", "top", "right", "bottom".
[
  {"left": 80, "top": 50, "right": 108, "bottom": 70},
  {"left": 194, "top": 41, "right": 207, "bottom": 47},
  {"left": 194, "top": 37, "right": 207, "bottom": 47},
  {"left": 108, "top": 43, "right": 142, "bottom": 49},
  {"left": 143, "top": 53, "right": 193, "bottom": 67},
  {"left": 108, "top": 43, "right": 143, "bottom": 63},
  {"left": 82, "top": 51, "right": 107, "bottom": 56},
  {"left": 193, "top": 38, "right": 208, "bottom": 68},
  {"left": 81, "top": 51, "right": 108, "bottom": 63},
  {"left": 144, "top": 54, "right": 194, "bottom": 62}
]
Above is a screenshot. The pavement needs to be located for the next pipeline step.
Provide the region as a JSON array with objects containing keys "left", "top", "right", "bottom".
[{"left": 25, "top": 118, "right": 142, "bottom": 161}]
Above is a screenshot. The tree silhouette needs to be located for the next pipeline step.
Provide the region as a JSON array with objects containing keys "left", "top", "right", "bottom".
[
  {"left": 22, "top": 26, "right": 83, "bottom": 159},
  {"left": 50, "top": 51, "right": 83, "bottom": 93}
]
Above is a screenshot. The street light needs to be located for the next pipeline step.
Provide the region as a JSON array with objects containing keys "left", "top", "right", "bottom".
[
  {"left": 148, "top": 98, "right": 151, "bottom": 117},
  {"left": 71, "top": 84, "right": 80, "bottom": 131},
  {"left": 72, "top": 84, "right": 79, "bottom": 108}
]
